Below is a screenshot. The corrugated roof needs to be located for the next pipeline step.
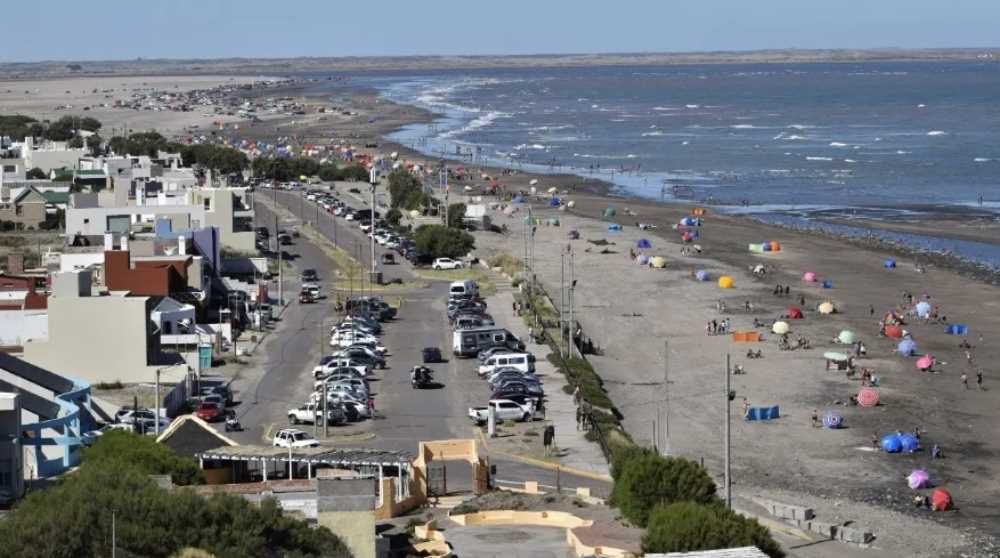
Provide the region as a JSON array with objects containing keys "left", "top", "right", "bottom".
[
  {"left": 0, "top": 352, "right": 74, "bottom": 394},
  {"left": 0, "top": 378, "right": 59, "bottom": 419},
  {"left": 198, "top": 445, "right": 412, "bottom": 467},
  {"left": 43, "top": 191, "right": 70, "bottom": 204}
]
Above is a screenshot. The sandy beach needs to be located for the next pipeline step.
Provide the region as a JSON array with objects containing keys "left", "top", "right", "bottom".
[
  {"left": 6, "top": 76, "right": 999, "bottom": 556},
  {"left": 0, "top": 75, "right": 264, "bottom": 135}
]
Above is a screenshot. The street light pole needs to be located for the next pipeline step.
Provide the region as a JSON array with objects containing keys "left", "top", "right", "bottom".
[
  {"left": 369, "top": 168, "right": 377, "bottom": 290},
  {"left": 154, "top": 368, "right": 161, "bottom": 437},
  {"left": 724, "top": 353, "right": 732, "bottom": 509}
]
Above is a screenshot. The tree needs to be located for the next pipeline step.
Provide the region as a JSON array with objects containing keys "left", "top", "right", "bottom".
[
  {"left": 67, "top": 135, "right": 84, "bottom": 149},
  {"left": 109, "top": 131, "right": 169, "bottom": 157},
  {"left": 0, "top": 115, "right": 39, "bottom": 140},
  {"left": 413, "top": 224, "right": 475, "bottom": 259},
  {"left": 85, "top": 133, "right": 103, "bottom": 156},
  {"left": 286, "top": 156, "right": 320, "bottom": 179},
  {"left": 318, "top": 163, "right": 341, "bottom": 182},
  {"left": 611, "top": 451, "right": 716, "bottom": 527},
  {"left": 385, "top": 208, "right": 403, "bottom": 228},
  {"left": 642, "top": 501, "right": 783, "bottom": 558},
  {"left": 387, "top": 169, "right": 431, "bottom": 210},
  {"left": 26, "top": 167, "right": 47, "bottom": 180},
  {"left": 446, "top": 203, "right": 467, "bottom": 229},
  {"left": 82, "top": 430, "right": 203, "bottom": 485},
  {"left": 180, "top": 144, "right": 248, "bottom": 174}
]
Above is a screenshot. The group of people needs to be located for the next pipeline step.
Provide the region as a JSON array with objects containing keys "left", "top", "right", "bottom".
[{"left": 706, "top": 318, "right": 731, "bottom": 336}]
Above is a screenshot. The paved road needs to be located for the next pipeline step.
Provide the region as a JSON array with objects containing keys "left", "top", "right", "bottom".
[{"left": 226, "top": 187, "right": 611, "bottom": 497}]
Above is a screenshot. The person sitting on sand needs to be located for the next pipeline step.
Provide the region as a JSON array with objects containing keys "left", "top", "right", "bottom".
[
  {"left": 811, "top": 409, "right": 820, "bottom": 427},
  {"left": 932, "top": 444, "right": 942, "bottom": 459},
  {"left": 872, "top": 433, "right": 880, "bottom": 450}
]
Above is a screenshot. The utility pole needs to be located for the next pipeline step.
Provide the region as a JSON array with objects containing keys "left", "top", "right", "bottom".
[
  {"left": 111, "top": 509, "right": 116, "bottom": 558},
  {"left": 323, "top": 382, "right": 329, "bottom": 437},
  {"left": 154, "top": 368, "right": 162, "bottom": 437},
  {"left": 661, "top": 340, "right": 670, "bottom": 455},
  {"left": 560, "top": 250, "right": 566, "bottom": 356},
  {"left": 369, "top": 168, "right": 377, "bottom": 289},
  {"left": 724, "top": 353, "right": 732, "bottom": 509},
  {"left": 568, "top": 248, "right": 575, "bottom": 356}
]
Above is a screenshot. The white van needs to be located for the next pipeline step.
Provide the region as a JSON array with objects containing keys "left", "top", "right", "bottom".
[
  {"left": 478, "top": 352, "right": 534, "bottom": 377},
  {"left": 449, "top": 280, "right": 479, "bottom": 299}
]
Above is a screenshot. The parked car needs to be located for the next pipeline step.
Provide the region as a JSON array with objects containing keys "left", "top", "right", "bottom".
[
  {"left": 273, "top": 428, "right": 320, "bottom": 448},
  {"left": 115, "top": 408, "right": 158, "bottom": 424},
  {"left": 81, "top": 423, "right": 133, "bottom": 445},
  {"left": 195, "top": 402, "right": 223, "bottom": 422},
  {"left": 301, "top": 269, "right": 319, "bottom": 282},
  {"left": 287, "top": 403, "right": 346, "bottom": 426},
  {"left": 432, "top": 258, "right": 463, "bottom": 270},
  {"left": 299, "top": 290, "right": 318, "bottom": 304},
  {"left": 468, "top": 399, "right": 537, "bottom": 425}
]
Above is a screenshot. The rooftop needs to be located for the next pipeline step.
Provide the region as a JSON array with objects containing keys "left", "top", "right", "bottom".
[{"left": 198, "top": 445, "right": 413, "bottom": 467}]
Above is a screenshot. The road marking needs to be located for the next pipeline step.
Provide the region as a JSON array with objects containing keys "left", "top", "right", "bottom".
[{"left": 262, "top": 422, "right": 276, "bottom": 443}]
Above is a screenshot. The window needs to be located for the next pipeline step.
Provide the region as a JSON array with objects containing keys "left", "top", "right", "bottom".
[
  {"left": 2, "top": 165, "right": 15, "bottom": 173},
  {"left": 203, "top": 199, "right": 211, "bottom": 210}
]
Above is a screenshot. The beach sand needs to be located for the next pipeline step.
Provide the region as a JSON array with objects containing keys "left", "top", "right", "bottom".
[{"left": 0, "top": 75, "right": 261, "bottom": 135}]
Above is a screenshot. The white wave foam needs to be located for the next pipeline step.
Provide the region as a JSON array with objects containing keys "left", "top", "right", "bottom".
[
  {"left": 681, "top": 141, "right": 690, "bottom": 145},
  {"left": 829, "top": 142, "right": 848, "bottom": 147},
  {"left": 641, "top": 131, "right": 666, "bottom": 137},
  {"left": 514, "top": 143, "right": 548, "bottom": 151},
  {"left": 806, "top": 156, "right": 833, "bottom": 161},
  {"left": 591, "top": 104, "right": 599, "bottom": 109},
  {"left": 844, "top": 159, "right": 857, "bottom": 163},
  {"left": 896, "top": 150, "right": 911, "bottom": 154},
  {"left": 787, "top": 124, "right": 817, "bottom": 130},
  {"left": 927, "top": 130, "right": 947, "bottom": 136},
  {"left": 437, "top": 110, "right": 508, "bottom": 139},
  {"left": 917, "top": 104, "right": 927, "bottom": 108},
  {"left": 974, "top": 157, "right": 991, "bottom": 162},
  {"left": 653, "top": 106, "right": 678, "bottom": 111},
  {"left": 685, "top": 104, "right": 700, "bottom": 109},
  {"left": 731, "top": 124, "right": 756, "bottom": 129}
]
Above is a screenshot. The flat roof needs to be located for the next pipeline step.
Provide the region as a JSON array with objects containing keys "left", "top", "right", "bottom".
[{"left": 197, "top": 445, "right": 412, "bottom": 467}]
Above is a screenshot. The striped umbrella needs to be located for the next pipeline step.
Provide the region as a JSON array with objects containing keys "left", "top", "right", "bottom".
[{"left": 857, "top": 387, "right": 880, "bottom": 407}]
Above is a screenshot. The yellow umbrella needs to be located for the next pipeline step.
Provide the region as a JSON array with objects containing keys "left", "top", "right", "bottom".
[
  {"left": 818, "top": 301, "right": 835, "bottom": 315},
  {"left": 718, "top": 276, "right": 734, "bottom": 289},
  {"left": 772, "top": 321, "right": 790, "bottom": 335},
  {"left": 650, "top": 256, "right": 667, "bottom": 268}
]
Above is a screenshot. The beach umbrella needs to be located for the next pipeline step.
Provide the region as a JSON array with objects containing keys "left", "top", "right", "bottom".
[
  {"left": 718, "top": 276, "right": 734, "bottom": 289},
  {"left": 529, "top": 178, "right": 538, "bottom": 186},
  {"left": 824, "top": 351, "right": 849, "bottom": 362},
  {"left": 682, "top": 232, "right": 695, "bottom": 242},
  {"left": 771, "top": 321, "right": 790, "bottom": 335},
  {"left": 838, "top": 330, "right": 857, "bottom": 345},
  {"left": 650, "top": 256, "right": 667, "bottom": 269},
  {"left": 916, "top": 355, "right": 935, "bottom": 370},
  {"left": 547, "top": 217, "right": 560, "bottom": 226},
  {"left": 547, "top": 187, "right": 558, "bottom": 194},
  {"left": 637, "top": 254, "right": 650, "bottom": 265},
  {"left": 769, "top": 241, "right": 781, "bottom": 251},
  {"left": 897, "top": 339, "right": 917, "bottom": 356},
  {"left": 818, "top": 301, "right": 835, "bottom": 315},
  {"left": 762, "top": 241, "right": 772, "bottom": 252},
  {"left": 857, "top": 387, "right": 880, "bottom": 407},
  {"left": 882, "top": 434, "right": 903, "bottom": 453},
  {"left": 823, "top": 411, "right": 844, "bottom": 429},
  {"left": 802, "top": 271, "right": 818, "bottom": 282},
  {"left": 604, "top": 207, "right": 617, "bottom": 217},
  {"left": 915, "top": 301, "right": 932, "bottom": 318},
  {"left": 885, "top": 259, "right": 897, "bottom": 269},
  {"left": 899, "top": 433, "right": 920, "bottom": 452},
  {"left": 822, "top": 280, "right": 833, "bottom": 289},
  {"left": 884, "top": 325, "right": 904, "bottom": 339},
  {"left": 549, "top": 198, "right": 561, "bottom": 207},
  {"left": 932, "top": 489, "right": 952, "bottom": 511},
  {"left": 566, "top": 200, "right": 576, "bottom": 209},
  {"left": 787, "top": 306, "right": 803, "bottom": 319},
  {"left": 695, "top": 270, "right": 710, "bottom": 281},
  {"left": 636, "top": 239, "right": 652, "bottom": 249},
  {"left": 908, "top": 469, "right": 931, "bottom": 489}
]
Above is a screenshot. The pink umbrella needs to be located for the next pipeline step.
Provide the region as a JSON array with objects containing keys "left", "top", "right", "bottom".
[
  {"left": 802, "top": 271, "right": 818, "bottom": 282},
  {"left": 908, "top": 469, "right": 930, "bottom": 489},
  {"left": 916, "top": 355, "right": 935, "bottom": 370},
  {"left": 857, "top": 387, "right": 880, "bottom": 407}
]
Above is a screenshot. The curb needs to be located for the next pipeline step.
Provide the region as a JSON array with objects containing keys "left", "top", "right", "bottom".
[
  {"left": 733, "top": 507, "right": 814, "bottom": 542},
  {"left": 476, "top": 428, "right": 612, "bottom": 483}
]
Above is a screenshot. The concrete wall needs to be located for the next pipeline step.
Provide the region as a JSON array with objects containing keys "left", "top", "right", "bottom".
[
  {"left": 317, "top": 477, "right": 377, "bottom": 558},
  {"left": 22, "top": 290, "right": 183, "bottom": 384},
  {"left": 0, "top": 392, "right": 23, "bottom": 503},
  {"left": 58, "top": 252, "right": 104, "bottom": 272},
  {"left": 0, "top": 308, "right": 47, "bottom": 346},
  {"left": 317, "top": 510, "right": 375, "bottom": 558},
  {"left": 27, "top": 149, "right": 85, "bottom": 173}
]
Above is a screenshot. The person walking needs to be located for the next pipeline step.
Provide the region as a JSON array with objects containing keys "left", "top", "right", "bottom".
[
  {"left": 977, "top": 370, "right": 984, "bottom": 390},
  {"left": 811, "top": 409, "right": 820, "bottom": 428},
  {"left": 961, "top": 372, "right": 969, "bottom": 389}
]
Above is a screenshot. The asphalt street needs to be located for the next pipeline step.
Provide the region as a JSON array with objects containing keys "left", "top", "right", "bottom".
[{"left": 224, "top": 186, "right": 610, "bottom": 497}]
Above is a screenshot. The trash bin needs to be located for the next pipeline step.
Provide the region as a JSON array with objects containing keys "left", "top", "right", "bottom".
[{"left": 198, "top": 344, "right": 213, "bottom": 370}]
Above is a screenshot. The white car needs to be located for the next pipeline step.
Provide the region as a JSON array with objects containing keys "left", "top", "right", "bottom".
[
  {"left": 272, "top": 428, "right": 320, "bottom": 448},
  {"left": 432, "top": 258, "right": 463, "bottom": 270}
]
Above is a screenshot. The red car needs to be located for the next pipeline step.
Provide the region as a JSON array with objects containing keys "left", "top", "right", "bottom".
[{"left": 195, "top": 402, "right": 222, "bottom": 422}]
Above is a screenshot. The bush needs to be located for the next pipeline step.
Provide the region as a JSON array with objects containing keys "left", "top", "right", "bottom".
[
  {"left": 388, "top": 170, "right": 432, "bottom": 210},
  {"left": 643, "top": 501, "right": 783, "bottom": 557},
  {"left": 413, "top": 224, "right": 474, "bottom": 259},
  {"left": 611, "top": 451, "right": 716, "bottom": 527},
  {"left": 82, "top": 430, "right": 203, "bottom": 485},
  {"left": 385, "top": 208, "right": 402, "bottom": 228},
  {"left": 446, "top": 202, "right": 466, "bottom": 229},
  {"left": 26, "top": 167, "right": 47, "bottom": 179}
]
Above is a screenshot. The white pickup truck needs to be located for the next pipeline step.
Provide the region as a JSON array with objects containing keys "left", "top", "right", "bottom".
[
  {"left": 468, "top": 399, "right": 537, "bottom": 425},
  {"left": 287, "top": 403, "right": 346, "bottom": 426}
]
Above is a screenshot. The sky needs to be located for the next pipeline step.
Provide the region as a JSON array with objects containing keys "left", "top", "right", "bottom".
[{"left": 3, "top": 1, "right": 998, "bottom": 62}]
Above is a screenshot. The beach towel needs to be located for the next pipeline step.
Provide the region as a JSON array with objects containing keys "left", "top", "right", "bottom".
[{"left": 745, "top": 405, "right": 780, "bottom": 421}]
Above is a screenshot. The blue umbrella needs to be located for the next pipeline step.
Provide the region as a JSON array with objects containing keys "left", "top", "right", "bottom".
[
  {"left": 695, "top": 270, "right": 710, "bottom": 281},
  {"left": 636, "top": 239, "right": 652, "bottom": 249},
  {"left": 897, "top": 339, "right": 917, "bottom": 356}
]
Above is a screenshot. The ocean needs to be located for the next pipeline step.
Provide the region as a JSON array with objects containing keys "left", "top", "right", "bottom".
[{"left": 312, "top": 62, "right": 1000, "bottom": 268}]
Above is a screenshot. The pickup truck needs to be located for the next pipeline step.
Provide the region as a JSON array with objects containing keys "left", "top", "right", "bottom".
[
  {"left": 287, "top": 403, "right": 346, "bottom": 426},
  {"left": 468, "top": 399, "right": 537, "bottom": 425}
]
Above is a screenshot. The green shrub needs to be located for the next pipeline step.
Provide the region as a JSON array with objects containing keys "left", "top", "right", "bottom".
[
  {"left": 643, "top": 501, "right": 783, "bottom": 558},
  {"left": 83, "top": 430, "right": 203, "bottom": 485},
  {"left": 611, "top": 451, "right": 716, "bottom": 527},
  {"left": 413, "top": 224, "right": 474, "bottom": 259}
]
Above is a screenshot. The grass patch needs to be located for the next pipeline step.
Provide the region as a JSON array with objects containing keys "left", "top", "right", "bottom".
[
  {"left": 411, "top": 267, "right": 496, "bottom": 296},
  {"left": 487, "top": 252, "right": 524, "bottom": 278},
  {"left": 94, "top": 381, "right": 124, "bottom": 390}
]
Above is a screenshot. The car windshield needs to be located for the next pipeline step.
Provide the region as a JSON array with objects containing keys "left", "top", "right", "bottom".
[{"left": 292, "top": 432, "right": 306, "bottom": 441}]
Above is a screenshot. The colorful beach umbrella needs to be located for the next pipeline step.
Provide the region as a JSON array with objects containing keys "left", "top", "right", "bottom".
[
  {"left": 771, "top": 321, "right": 790, "bottom": 335},
  {"left": 857, "top": 387, "right": 880, "bottom": 407},
  {"left": 897, "top": 339, "right": 917, "bottom": 356},
  {"left": 908, "top": 469, "right": 931, "bottom": 489},
  {"left": 916, "top": 355, "right": 935, "bottom": 370},
  {"left": 823, "top": 411, "right": 844, "bottom": 429},
  {"left": 838, "top": 330, "right": 857, "bottom": 344},
  {"left": 818, "top": 301, "right": 835, "bottom": 315}
]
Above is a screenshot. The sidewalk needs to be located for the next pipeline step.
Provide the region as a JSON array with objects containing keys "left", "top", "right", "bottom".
[{"left": 488, "top": 285, "right": 610, "bottom": 478}]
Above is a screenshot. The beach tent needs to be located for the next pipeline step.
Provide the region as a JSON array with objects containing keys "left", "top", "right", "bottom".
[
  {"left": 885, "top": 259, "right": 897, "bottom": 269},
  {"left": 884, "top": 325, "right": 904, "bottom": 339},
  {"left": 695, "top": 270, "right": 710, "bottom": 281},
  {"left": 932, "top": 489, "right": 952, "bottom": 511},
  {"left": 513, "top": 195, "right": 525, "bottom": 204},
  {"left": 823, "top": 411, "right": 844, "bottom": 429},
  {"left": 692, "top": 208, "right": 707, "bottom": 216},
  {"left": 547, "top": 187, "right": 558, "bottom": 194},
  {"left": 824, "top": 351, "right": 849, "bottom": 362},
  {"left": 908, "top": 469, "right": 931, "bottom": 490},
  {"left": 745, "top": 405, "right": 780, "bottom": 421},
  {"left": 818, "top": 302, "right": 835, "bottom": 315},
  {"left": 822, "top": 280, "right": 833, "bottom": 289},
  {"left": 898, "top": 339, "right": 918, "bottom": 356},
  {"left": 857, "top": 387, "right": 880, "bottom": 407},
  {"left": 749, "top": 243, "right": 765, "bottom": 253},
  {"left": 529, "top": 178, "right": 539, "bottom": 186},
  {"left": 761, "top": 241, "right": 772, "bottom": 252},
  {"left": 680, "top": 217, "right": 700, "bottom": 227},
  {"left": 802, "top": 271, "right": 818, "bottom": 282},
  {"left": 608, "top": 223, "right": 622, "bottom": 232},
  {"left": 604, "top": 207, "right": 617, "bottom": 217},
  {"left": 899, "top": 433, "right": 920, "bottom": 452},
  {"left": 838, "top": 330, "right": 857, "bottom": 345},
  {"left": 650, "top": 256, "right": 667, "bottom": 269},
  {"left": 787, "top": 306, "right": 803, "bottom": 319},
  {"left": 915, "top": 301, "right": 932, "bottom": 318},
  {"left": 530, "top": 186, "right": 537, "bottom": 195},
  {"left": 636, "top": 239, "right": 652, "bottom": 249},
  {"left": 547, "top": 217, "right": 560, "bottom": 226},
  {"left": 566, "top": 200, "right": 576, "bottom": 209},
  {"left": 772, "top": 321, "right": 790, "bottom": 335},
  {"left": 549, "top": 198, "right": 561, "bottom": 207},
  {"left": 944, "top": 324, "right": 968, "bottom": 336},
  {"left": 718, "top": 276, "right": 734, "bottom": 289},
  {"left": 769, "top": 241, "right": 781, "bottom": 252},
  {"left": 636, "top": 254, "right": 650, "bottom": 265},
  {"left": 882, "top": 434, "right": 903, "bottom": 453},
  {"left": 916, "top": 355, "right": 935, "bottom": 370}
]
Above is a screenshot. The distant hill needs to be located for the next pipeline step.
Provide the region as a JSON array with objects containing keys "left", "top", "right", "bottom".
[{"left": 1, "top": 48, "right": 996, "bottom": 79}]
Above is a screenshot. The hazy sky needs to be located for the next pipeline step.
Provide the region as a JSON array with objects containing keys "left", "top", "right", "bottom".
[{"left": 4, "top": 1, "right": 998, "bottom": 62}]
